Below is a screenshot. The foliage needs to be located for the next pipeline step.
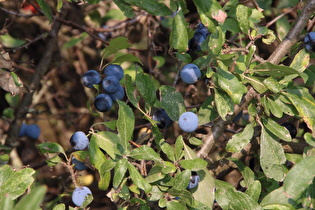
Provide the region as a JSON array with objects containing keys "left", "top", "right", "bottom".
[{"left": 1, "top": 0, "right": 315, "bottom": 209}]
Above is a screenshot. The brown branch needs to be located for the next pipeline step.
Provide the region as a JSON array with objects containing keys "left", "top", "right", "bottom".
[
  {"left": 268, "top": 0, "right": 315, "bottom": 64},
  {"left": 5, "top": 9, "right": 67, "bottom": 147}
]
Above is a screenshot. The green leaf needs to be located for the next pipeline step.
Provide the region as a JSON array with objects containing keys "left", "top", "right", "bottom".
[
  {"left": 91, "top": 131, "right": 122, "bottom": 159},
  {"left": 174, "top": 135, "right": 184, "bottom": 161},
  {"left": 260, "top": 187, "right": 292, "bottom": 208},
  {"left": 166, "top": 200, "right": 186, "bottom": 210},
  {"left": 170, "top": 9, "right": 188, "bottom": 52},
  {"left": 62, "top": 32, "right": 87, "bottom": 49},
  {"left": 0, "top": 165, "right": 35, "bottom": 199},
  {"left": 262, "top": 118, "right": 292, "bottom": 142},
  {"left": 226, "top": 122, "right": 254, "bottom": 153},
  {"left": 14, "top": 185, "right": 47, "bottom": 210},
  {"left": 174, "top": 52, "right": 192, "bottom": 63},
  {"left": 0, "top": 195, "right": 13, "bottom": 210},
  {"left": 284, "top": 88, "right": 315, "bottom": 137},
  {"left": 214, "top": 89, "right": 234, "bottom": 120},
  {"left": 244, "top": 76, "right": 268, "bottom": 94},
  {"left": 128, "top": 162, "right": 152, "bottom": 193},
  {"left": 135, "top": 72, "right": 156, "bottom": 106},
  {"left": 113, "top": 158, "right": 128, "bottom": 188},
  {"left": 98, "top": 171, "right": 111, "bottom": 191},
  {"left": 260, "top": 127, "right": 286, "bottom": 181},
  {"left": 276, "top": 16, "right": 290, "bottom": 41},
  {"left": 189, "top": 137, "right": 203, "bottom": 146},
  {"left": 292, "top": 51, "right": 311, "bottom": 72},
  {"left": 125, "top": 74, "right": 139, "bottom": 109},
  {"left": 36, "top": 0, "right": 53, "bottom": 22},
  {"left": 117, "top": 101, "right": 134, "bottom": 151},
  {"left": 0, "top": 34, "right": 26, "bottom": 48},
  {"left": 129, "top": 145, "right": 162, "bottom": 162},
  {"left": 216, "top": 187, "right": 261, "bottom": 210},
  {"left": 263, "top": 77, "right": 282, "bottom": 93},
  {"left": 208, "top": 26, "right": 225, "bottom": 55},
  {"left": 112, "top": 53, "right": 142, "bottom": 65},
  {"left": 37, "top": 142, "right": 65, "bottom": 155},
  {"left": 216, "top": 68, "right": 247, "bottom": 104},
  {"left": 262, "top": 29, "right": 276, "bottom": 45},
  {"left": 160, "top": 139, "right": 175, "bottom": 162},
  {"left": 179, "top": 159, "right": 208, "bottom": 171},
  {"left": 198, "top": 95, "right": 218, "bottom": 125},
  {"left": 266, "top": 97, "right": 283, "bottom": 118},
  {"left": 193, "top": 0, "right": 224, "bottom": 22},
  {"left": 167, "top": 188, "right": 194, "bottom": 206},
  {"left": 46, "top": 155, "right": 62, "bottom": 166},
  {"left": 159, "top": 85, "right": 186, "bottom": 122},
  {"left": 284, "top": 156, "right": 315, "bottom": 200},
  {"left": 88, "top": 138, "right": 107, "bottom": 170},
  {"left": 123, "top": 0, "right": 172, "bottom": 16},
  {"left": 250, "top": 62, "right": 299, "bottom": 77},
  {"left": 173, "top": 170, "right": 191, "bottom": 190},
  {"left": 102, "top": 37, "right": 131, "bottom": 58},
  {"left": 236, "top": 4, "right": 250, "bottom": 34},
  {"left": 113, "top": 0, "right": 135, "bottom": 17}
]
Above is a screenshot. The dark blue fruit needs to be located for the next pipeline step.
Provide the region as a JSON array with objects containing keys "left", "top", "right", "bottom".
[
  {"left": 102, "top": 76, "right": 120, "bottom": 93},
  {"left": 94, "top": 93, "right": 113, "bottom": 112},
  {"left": 108, "top": 85, "right": 125, "bottom": 101},
  {"left": 281, "top": 122, "right": 297, "bottom": 138},
  {"left": 70, "top": 131, "right": 89, "bottom": 150},
  {"left": 304, "top": 32, "right": 315, "bottom": 52},
  {"left": 188, "top": 23, "right": 210, "bottom": 51},
  {"left": 72, "top": 157, "right": 88, "bottom": 170},
  {"left": 25, "top": 124, "right": 41, "bottom": 139},
  {"left": 81, "top": 70, "right": 101, "bottom": 88},
  {"left": 180, "top": 64, "right": 201, "bottom": 84},
  {"left": 152, "top": 109, "right": 172, "bottom": 129},
  {"left": 187, "top": 174, "right": 200, "bottom": 189},
  {"left": 18, "top": 123, "right": 28, "bottom": 137},
  {"left": 103, "top": 64, "right": 124, "bottom": 81}
]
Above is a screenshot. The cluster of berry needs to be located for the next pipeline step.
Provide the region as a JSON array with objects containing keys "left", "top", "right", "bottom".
[
  {"left": 81, "top": 64, "right": 125, "bottom": 112},
  {"left": 188, "top": 23, "right": 211, "bottom": 51}
]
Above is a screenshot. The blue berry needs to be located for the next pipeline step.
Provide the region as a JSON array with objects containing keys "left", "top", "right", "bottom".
[
  {"left": 152, "top": 109, "right": 172, "bottom": 129},
  {"left": 102, "top": 76, "right": 120, "bottom": 93},
  {"left": 72, "top": 157, "right": 88, "bottom": 171},
  {"left": 187, "top": 174, "right": 200, "bottom": 189},
  {"left": 178, "top": 112, "right": 199, "bottom": 132},
  {"left": 25, "top": 124, "right": 40, "bottom": 139},
  {"left": 180, "top": 64, "right": 201, "bottom": 84},
  {"left": 304, "top": 32, "right": 315, "bottom": 52},
  {"left": 103, "top": 64, "right": 124, "bottom": 81},
  {"left": 94, "top": 93, "right": 113, "bottom": 112},
  {"left": 72, "top": 186, "right": 92, "bottom": 207},
  {"left": 18, "top": 123, "right": 28, "bottom": 137},
  {"left": 108, "top": 85, "right": 125, "bottom": 101},
  {"left": 81, "top": 70, "right": 101, "bottom": 88},
  {"left": 70, "top": 131, "right": 89, "bottom": 150},
  {"left": 188, "top": 23, "right": 210, "bottom": 51}
]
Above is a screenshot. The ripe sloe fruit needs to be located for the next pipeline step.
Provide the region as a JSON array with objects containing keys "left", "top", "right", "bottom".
[
  {"left": 187, "top": 174, "right": 200, "bottom": 189},
  {"left": 304, "top": 32, "right": 315, "bottom": 52},
  {"left": 281, "top": 122, "right": 297, "bottom": 138},
  {"left": 81, "top": 70, "right": 101, "bottom": 88},
  {"left": 72, "top": 186, "right": 92, "bottom": 206},
  {"left": 108, "top": 85, "right": 125, "bottom": 101},
  {"left": 70, "top": 131, "right": 89, "bottom": 150},
  {"left": 18, "top": 123, "right": 40, "bottom": 139},
  {"left": 180, "top": 64, "right": 201, "bottom": 84},
  {"left": 103, "top": 64, "right": 124, "bottom": 81},
  {"left": 102, "top": 75, "right": 120, "bottom": 93},
  {"left": 72, "top": 157, "right": 88, "bottom": 171},
  {"left": 94, "top": 93, "right": 113, "bottom": 112},
  {"left": 152, "top": 109, "right": 172, "bottom": 129},
  {"left": 178, "top": 112, "right": 199, "bottom": 132}
]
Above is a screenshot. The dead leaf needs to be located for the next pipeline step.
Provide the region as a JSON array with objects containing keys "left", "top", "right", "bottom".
[
  {"left": 0, "top": 51, "right": 13, "bottom": 70},
  {"left": 0, "top": 70, "right": 27, "bottom": 95},
  {"left": 212, "top": 10, "right": 227, "bottom": 23}
]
